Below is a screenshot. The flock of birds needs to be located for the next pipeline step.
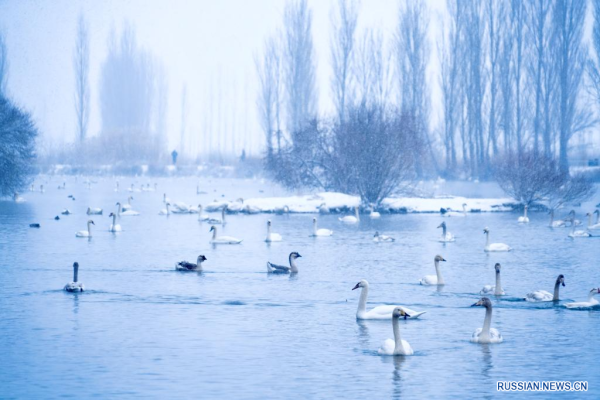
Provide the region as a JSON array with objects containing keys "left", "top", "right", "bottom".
[{"left": 19, "top": 179, "right": 600, "bottom": 357}]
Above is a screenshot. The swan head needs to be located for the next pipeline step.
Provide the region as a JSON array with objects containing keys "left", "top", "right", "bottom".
[
  {"left": 73, "top": 262, "right": 79, "bottom": 270},
  {"left": 437, "top": 222, "right": 446, "bottom": 229},
  {"left": 556, "top": 274, "right": 565, "bottom": 287},
  {"left": 289, "top": 252, "right": 302, "bottom": 260},
  {"left": 115, "top": 202, "right": 121, "bottom": 206},
  {"left": 471, "top": 297, "right": 492, "bottom": 308},
  {"left": 393, "top": 307, "right": 410, "bottom": 319},
  {"left": 209, "top": 225, "right": 216, "bottom": 232},
  {"left": 197, "top": 255, "right": 207, "bottom": 263},
  {"left": 267, "top": 220, "right": 272, "bottom": 226},
  {"left": 109, "top": 212, "right": 115, "bottom": 217},
  {"left": 483, "top": 227, "right": 490, "bottom": 234},
  {"left": 435, "top": 255, "right": 446, "bottom": 263},
  {"left": 352, "top": 279, "right": 369, "bottom": 290},
  {"left": 374, "top": 231, "right": 380, "bottom": 237},
  {"left": 129, "top": 196, "right": 133, "bottom": 201},
  {"left": 88, "top": 220, "right": 95, "bottom": 225},
  {"left": 494, "top": 263, "right": 501, "bottom": 274},
  {"left": 313, "top": 217, "right": 317, "bottom": 223},
  {"left": 524, "top": 204, "right": 528, "bottom": 210},
  {"left": 569, "top": 210, "right": 575, "bottom": 216}
]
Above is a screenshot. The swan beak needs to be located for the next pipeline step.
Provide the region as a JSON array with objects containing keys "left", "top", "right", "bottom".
[
  {"left": 442, "top": 258, "right": 447, "bottom": 262},
  {"left": 404, "top": 313, "right": 410, "bottom": 319},
  {"left": 471, "top": 301, "right": 481, "bottom": 307},
  {"left": 297, "top": 254, "right": 302, "bottom": 258},
  {"left": 562, "top": 282, "right": 565, "bottom": 287},
  {"left": 437, "top": 224, "right": 442, "bottom": 228},
  {"left": 352, "top": 283, "right": 360, "bottom": 290}
]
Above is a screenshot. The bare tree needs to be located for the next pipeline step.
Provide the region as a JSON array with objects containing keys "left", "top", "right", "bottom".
[
  {"left": 256, "top": 36, "right": 283, "bottom": 157},
  {"left": 0, "top": 30, "right": 7, "bottom": 95},
  {"left": 73, "top": 13, "right": 90, "bottom": 142},
  {"left": 486, "top": 0, "right": 503, "bottom": 158},
  {"left": 353, "top": 28, "right": 393, "bottom": 108},
  {"left": 180, "top": 83, "right": 188, "bottom": 152}
]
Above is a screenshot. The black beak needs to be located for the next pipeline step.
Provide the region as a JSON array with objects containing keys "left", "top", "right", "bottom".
[
  {"left": 352, "top": 283, "right": 360, "bottom": 290},
  {"left": 297, "top": 254, "right": 302, "bottom": 258},
  {"left": 562, "top": 282, "right": 565, "bottom": 287},
  {"left": 404, "top": 314, "right": 410, "bottom": 320},
  {"left": 471, "top": 302, "right": 479, "bottom": 307},
  {"left": 442, "top": 258, "right": 447, "bottom": 262}
]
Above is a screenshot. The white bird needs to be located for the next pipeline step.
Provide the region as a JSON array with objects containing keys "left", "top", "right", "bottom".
[
  {"left": 171, "top": 202, "right": 192, "bottom": 214},
  {"left": 525, "top": 274, "right": 565, "bottom": 302},
  {"left": 64, "top": 262, "right": 84, "bottom": 292},
  {"left": 116, "top": 202, "right": 140, "bottom": 216},
  {"left": 209, "top": 225, "right": 242, "bottom": 244},
  {"left": 265, "top": 220, "right": 283, "bottom": 242},
  {"left": 339, "top": 207, "right": 359, "bottom": 223},
  {"left": 40, "top": 184, "right": 44, "bottom": 193},
  {"left": 163, "top": 193, "right": 171, "bottom": 204},
  {"left": 87, "top": 207, "right": 103, "bottom": 215},
  {"left": 13, "top": 192, "right": 25, "bottom": 203},
  {"left": 159, "top": 202, "right": 171, "bottom": 215},
  {"left": 568, "top": 223, "right": 592, "bottom": 238},
  {"left": 197, "top": 205, "right": 210, "bottom": 221},
  {"left": 377, "top": 307, "right": 414, "bottom": 356},
  {"left": 517, "top": 205, "right": 530, "bottom": 223},
  {"left": 244, "top": 203, "right": 262, "bottom": 214},
  {"left": 176, "top": 255, "right": 207, "bottom": 272},
  {"left": 565, "top": 288, "right": 600, "bottom": 309},
  {"left": 483, "top": 227, "right": 511, "bottom": 252},
  {"left": 373, "top": 231, "right": 395, "bottom": 242},
  {"left": 567, "top": 210, "right": 582, "bottom": 226},
  {"left": 437, "top": 221, "right": 455, "bottom": 242},
  {"left": 128, "top": 184, "right": 141, "bottom": 193},
  {"left": 226, "top": 198, "right": 245, "bottom": 213},
  {"left": 369, "top": 205, "right": 381, "bottom": 219},
  {"left": 352, "top": 279, "right": 425, "bottom": 319},
  {"left": 585, "top": 211, "right": 600, "bottom": 230},
  {"left": 420, "top": 255, "right": 447, "bottom": 286},
  {"left": 58, "top": 182, "right": 66, "bottom": 190},
  {"left": 548, "top": 209, "right": 567, "bottom": 228},
  {"left": 108, "top": 212, "right": 122, "bottom": 232},
  {"left": 267, "top": 252, "right": 301, "bottom": 273},
  {"left": 318, "top": 203, "right": 330, "bottom": 214},
  {"left": 76, "top": 220, "right": 95, "bottom": 238},
  {"left": 207, "top": 207, "right": 226, "bottom": 225},
  {"left": 442, "top": 203, "right": 467, "bottom": 217},
  {"left": 480, "top": 263, "right": 505, "bottom": 295},
  {"left": 121, "top": 196, "right": 134, "bottom": 212},
  {"left": 470, "top": 297, "right": 503, "bottom": 344},
  {"left": 311, "top": 217, "right": 333, "bottom": 237},
  {"left": 274, "top": 205, "right": 290, "bottom": 215}
]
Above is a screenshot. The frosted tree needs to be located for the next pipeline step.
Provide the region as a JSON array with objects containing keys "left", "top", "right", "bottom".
[
  {"left": 256, "top": 35, "right": 283, "bottom": 157},
  {"left": 180, "top": 83, "right": 188, "bottom": 153},
  {"left": 73, "top": 13, "right": 90, "bottom": 142},
  {"left": 0, "top": 30, "right": 7, "bottom": 95},
  {"left": 485, "top": 0, "right": 504, "bottom": 157},
  {"left": 353, "top": 29, "right": 393, "bottom": 108}
]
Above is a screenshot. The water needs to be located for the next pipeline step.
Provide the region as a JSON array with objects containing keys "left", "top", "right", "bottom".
[{"left": 1, "top": 176, "right": 599, "bottom": 399}]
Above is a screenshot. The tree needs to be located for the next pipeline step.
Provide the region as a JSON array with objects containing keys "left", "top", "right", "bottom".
[
  {"left": 256, "top": 36, "right": 283, "bottom": 158},
  {"left": 0, "top": 30, "right": 7, "bottom": 95},
  {"left": 73, "top": 13, "right": 90, "bottom": 142},
  {"left": 0, "top": 95, "right": 37, "bottom": 196}
]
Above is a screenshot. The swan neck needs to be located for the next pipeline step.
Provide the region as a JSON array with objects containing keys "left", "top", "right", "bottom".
[
  {"left": 524, "top": 207, "right": 528, "bottom": 218},
  {"left": 435, "top": 260, "right": 444, "bottom": 285},
  {"left": 588, "top": 214, "right": 592, "bottom": 227},
  {"left": 549, "top": 210, "right": 554, "bottom": 225},
  {"left": 289, "top": 256, "right": 298, "bottom": 273},
  {"left": 392, "top": 316, "right": 403, "bottom": 353},
  {"left": 197, "top": 260, "right": 203, "bottom": 272},
  {"left": 112, "top": 214, "right": 117, "bottom": 225},
  {"left": 482, "top": 306, "right": 492, "bottom": 339},
  {"left": 355, "top": 207, "right": 359, "bottom": 220},
  {"left": 442, "top": 225, "right": 447, "bottom": 237},
  {"left": 553, "top": 281, "right": 561, "bottom": 301},
  {"left": 212, "top": 228, "right": 217, "bottom": 240},
  {"left": 485, "top": 231, "right": 490, "bottom": 247},
  {"left": 267, "top": 224, "right": 271, "bottom": 236},
  {"left": 87, "top": 221, "right": 92, "bottom": 234},
  {"left": 313, "top": 220, "right": 317, "bottom": 235},
  {"left": 357, "top": 285, "right": 369, "bottom": 316},
  {"left": 495, "top": 271, "right": 502, "bottom": 295},
  {"left": 73, "top": 265, "right": 79, "bottom": 283}
]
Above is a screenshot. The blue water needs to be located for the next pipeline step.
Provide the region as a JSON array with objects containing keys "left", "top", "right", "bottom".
[{"left": 1, "top": 176, "right": 599, "bottom": 399}]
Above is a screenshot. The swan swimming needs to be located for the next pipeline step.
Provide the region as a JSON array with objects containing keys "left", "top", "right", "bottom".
[
  {"left": 267, "top": 252, "right": 301, "bottom": 273},
  {"left": 565, "top": 288, "right": 600, "bottom": 309},
  {"left": 108, "top": 212, "right": 122, "bottom": 232},
  {"left": 116, "top": 202, "right": 140, "bottom": 216},
  {"left": 319, "top": 203, "right": 330, "bottom": 214},
  {"left": 586, "top": 211, "right": 600, "bottom": 230},
  {"left": 437, "top": 221, "right": 455, "bottom": 242},
  {"left": 197, "top": 205, "right": 210, "bottom": 221},
  {"left": 369, "top": 205, "right": 381, "bottom": 219},
  {"left": 339, "top": 207, "right": 359, "bottom": 224},
  {"left": 377, "top": 307, "right": 414, "bottom": 356},
  {"left": 517, "top": 205, "right": 530, "bottom": 223},
  {"left": 352, "top": 279, "right": 425, "bottom": 319},
  {"left": 87, "top": 207, "right": 103, "bottom": 215},
  {"left": 470, "top": 297, "right": 503, "bottom": 344},
  {"left": 483, "top": 227, "right": 511, "bottom": 252},
  {"left": 567, "top": 210, "right": 582, "bottom": 226},
  {"left": 420, "top": 255, "right": 447, "bottom": 286},
  {"left": 121, "top": 196, "right": 134, "bottom": 212},
  {"left": 64, "top": 262, "right": 84, "bottom": 292},
  {"left": 311, "top": 217, "right": 333, "bottom": 237},
  {"left": 176, "top": 255, "right": 207, "bottom": 272},
  {"left": 163, "top": 193, "right": 171, "bottom": 204},
  {"left": 159, "top": 202, "right": 171, "bottom": 215},
  {"left": 207, "top": 207, "right": 226, "bottom": 225},
  {"left": 480, "top": 263, "right": 505, "bottom": 295},
  {"left": 525, "top": 274, "right": 565, "bottom": 302},
  {"left": 76, "top": 220, "right": 95, "bottom": 238},
  {"left": 265, "top": 220, "right": 283, "bottom": 242},
  {"left": 373, "top": 231, "right": 395, "bottom": 242},
  {"left": 442, "top": 203, "right": 467, "bottom": 217},
  {"left": 209, "top": 225, "right": 242, "bottom": 244},
  {"left": 548, "top": 209, "right": 568, "bottom": 228},
  {"left": 568, "top": 223, "right": 592, "bottom": 238}
]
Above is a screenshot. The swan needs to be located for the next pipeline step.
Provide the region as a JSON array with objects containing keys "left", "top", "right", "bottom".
[
  {"left": 163, "top": 193, "right": 171, "bottom": 204},
  {"left": 565, "top": 288, "right": 600, "bottom": 309},
  {"left": 267, "top": 252, "right": 301, "bottom": 273},
  {"left": 470, "top": 297, "right": 503, "bottom": 344},
  {"left": 483, "top": 227, "right": 511, "bottom": 252},
  {"left": 369, "top": 205, "right": 381, "bottom": 219},
  {"left": 64, "top": 262, "right": 84, "bottom": 292},
  {"left": 76, "top": 220, "right": 95, "bottom": 238},
  {"left": 197, "top": 205, "right": 210, "bottom": 221},
  {"left": 548, "top": 209, "right": 567, "bottom": 228},
  {"left": 196, "top": 184, "right": 207, "bottom": 195},
  {"left": 209, "top": 225, "right": 242, "bottom": 244},
  {"left": 373, "top": 231, "right": 395, "bottom": 242},
  {"left": 567, "top": 210, "right": 582, "bottom": 226},
  {"left": 480, "top": 263, "right": 505, "bottom": 295},
  {"left": 176, "top": 255, "right": 207, "bottom": 272},
  {"left": 274, "top": 205, "right": 290, "bottom": 215},
  {"left": 265, "top": 220, "right": 283, "bottom": 242},
  {"left": 159, "top": 202, "right": 171, "bottom": 215},
  {"left": 13, "top": 192, "right": 25, "bottom": 203},
  {"left": 319, "top": 203, "right": 330, "bottom": 214},
  {"left": 568, "top": 223, "right": 592, "bottom": 238},
  {"left": 339, "top": 207, "right": 359, "bottom": 223},
  {"left": 87, "top": 207, "right": 103, "bottom": 215},
  {"left": 419, "top": 255, "right": 447, "bottom": 286},
  {"left": 377, "top": 307, "right": 414, "bottom": 356},
  {"left": 352, "top": 279, "right": 425, "bottom": 319},
  {"left": 244, "top": 203, "right": 262, "bottom": 214},
  {"left": 311, "top": 217, "right": 333, "bottom": 237},
  {"left": 442, "top": 203, "right": 467, "bottom": 217},
  {"left": 58, "top": 182, "right": 66, "bottom": 190},
  {"left": 128, "top": 184, "right": 141, "bottom": 193},
  {"left": 585, "top": 211, "right": 600, "bottom": 230},
  {"left": 437, "top": 221, "right": 455, "bottom": 242},
  {"left": 121, "top": 196, "right": 133, "bottom": 212},
  {"left": 108, "top": 212, "right": 122, "bottom": 232},
  {"left": 227, "top": 198, "right": 245, "bottom": 213},
  {"left": 171, "top": 202, "right": 193, "bottom": 214},
  {"left": 207, "top": 207, "right": 226, "bottom": 225},
  {"left": 525, "top": 274, "right": 565, "bottom": 302},
  {"left": 517, "top": 205, "right": 530, "bottom": 223},
  {"left": 116, "top": 202, "right": 140, "bottom": 216}
]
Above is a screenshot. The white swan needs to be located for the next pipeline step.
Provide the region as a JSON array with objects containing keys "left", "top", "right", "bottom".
[
  {"left": 420, "top": 255, "right": 447, "bottom": 286},
  {"left": 483, "top": 227, "right": 511, "bottom": 252},
  {"left": 197, "top": 205, "right": 210, "bottom": 221},
  {"left": 585, "top": 211, "right": 600, "bottom": 230},
  {"left": 265, "top": 220, "right": 283, "bottom": 242},
  {"left": 525, "top": 274, "right": 565, "bottom": 302},
  {"left": 274, "top": 205, "right": 290, "bottom": 215},
  {"left": 352, "top": 279, "right": 425, "bottom": 319},
  {"left": 548, "top": 209, "right": 567, "bottom": 228},
  {"left": 437, "top": 221, "right": 455, "bottom": 242},
  {"left": 176, "top": 255, "right": 207, "bottom": 272},
  {"left": 108, "top": 212, "right": 122, "bottom": 232},
  {"left": 76, "top": 220, "right": 95, "bottom": 238},
  {"left": 480, "top": 263, "right": 505, "bottom": 295},
  {"left": 373, "top": 231, "right": 395, "bottom": 242},
  {"left": 565, "top": 288, "right": 600, "bottom": 309},
  {"left": 319, "top": 203, "right": 330, "bottom": 214},
  {"left": 470, "top": 297, "right": 503, "bottom": 344},
  {"left": 13, "top": 192, "right": 25, "bottom": 203},
  {"left": 567, "top": 210, "right": 582, "bottom": 226},
  {"left": 377, "top": 307, "right": 414, "bottom": 356},
  {"left": 517, "top": 205, "right": 530, "bottom": 223},
  {"left": 128, "top": 184, "right": 141, "bottom": 193},
  {"left": 163, "top": 193, "right": 171, "bottom": 204},
  {"left": 209, "top": 225, "right": 242, "bottom": 244},
  {"left": 226, "top": 198, "right": 245, "bottom": 213},
  {"left": 568, "top": 223, "right": 592, "bottom": 238},
  {"left": 121, "top": 196, "right": 133, "bottom": 212},
  {"left": 339, "top": 207, "right": 359, "bottom": 223},
  {"left": 64, "top": 262, "right": 84, "bottom": 292},
  {"left": 87, "top": 207, "right": 103, "bottom": 215},
  {"left": 311, "top": 217, "right": 333, "bottom": 237},
  {"left": 369, "top": 205, "right": 381, "bottom": 219},
  {"left": 442, "top": 203, "right": 467, "bottom": 217},
  {"left": 267, "top": 252, "right": 301, "bottom": 273},
  {"left": 159, "top": 202, "right": 171, "bottom": 215},
  {"left": 207, "top": 207, "right": 226, "bottom": 225},
  {"left": 116, "top": 202, "right": 140, "bottom": 216}
]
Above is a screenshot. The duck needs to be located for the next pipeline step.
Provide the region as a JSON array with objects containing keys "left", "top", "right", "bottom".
[
  {"left": 437, "top": 221, "right": 455, "bottom": 242},
  {"left": 87, "top": 207, "right": 103, "bottom": 215},
  {"left": 197, "top": 205, "right": 210, "bottom": 221},
  {"left": 176, "top": 255, "right": 207, "bottom": 272},
  {"left": 76, "top": 220, "right": 95, "bottom": 238},
  {"left": 585, "top": 211, "right": 600, "bottom": 230},
  {"left": 121, "top": 196, "right": 134, "bottom": 212},
  {"left": 480, "top": 263, "right": 505, "bottom": 295},
  {"left": 108, "top": 212, "right": 122, "bottom": 232},
  {"left": 116, "top": 202, "right": 140, "bottom": 216},
  {"left": 265, "top": 220, "right": 283, "bottom": 242},
  {"left": 525, "top": 274, "right": 565, "bottom": 302},
  {"left": 568, "top": 223, "right": 592, "bottom": 238},
  {"left": 373, "top": 231, "right": 395, "bottom": 242},
  {"left": 318, "top": 203, "right": 330, "bottom": 214},
  {"left": 441, "top": 203, "right": 467, "bottom": 217},
  {"left": 420, "top": 255, "right": 447, "bottom": 285},
  {"left": 565, "top": 288, "right": 600, "bottom": 309},
  {"left": 159, "top": 202, "right": 171, "bottom": 215},
  {"left": 377, "top": 307, "right": 414, "bottom": 356},
  {"left": 517, "top": 205, "right": 530, "bottom": 223},
  {"left": 29, "top": 223, "right": 40, "bottom": 228},
  {"left": 352, "top": 279, "right": 425, "bottom": 319},
  {"left": 339, "top": 207, "right": 359, "bottom": 223},
  {"left": 267, "top": 252, "right": 301, "bottom": 273},
  {"left": 207, "top": 207, "right": 226, "bottom": 225},
  {"left": 209, "top": 225, "right": 242, "bottom": 244},
  {"left": 64, "top": 262, "right": 84, "bottom": 292},
  {"left": 483, "top": 227, "right": 511, "bottom": 252},
  {"left": 470, "top": 297, "right": 503, "bottom": 344},
  {"left": 311, "top": 217, "right": 333, "bottom": 237}
]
